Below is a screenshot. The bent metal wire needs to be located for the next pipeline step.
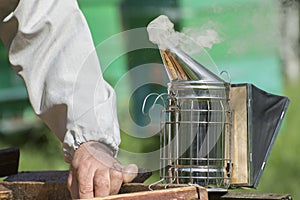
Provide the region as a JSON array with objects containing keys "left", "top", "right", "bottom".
[{"left": 160, "top": 80, "right": 232, "bottom": 188}]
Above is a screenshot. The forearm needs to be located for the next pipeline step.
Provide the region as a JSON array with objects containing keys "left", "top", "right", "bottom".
[{"left": 0, "top": 0, "right": 120, "bottom": 162}]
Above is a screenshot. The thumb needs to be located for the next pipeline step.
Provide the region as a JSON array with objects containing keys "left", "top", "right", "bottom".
[{"left": 122, "top": 164, "right": 138, "bottom": 183}]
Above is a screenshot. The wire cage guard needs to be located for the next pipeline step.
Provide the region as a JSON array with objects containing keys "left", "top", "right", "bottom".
[{"left": 160, "top": 80, "right": 232, "bottom": 188}]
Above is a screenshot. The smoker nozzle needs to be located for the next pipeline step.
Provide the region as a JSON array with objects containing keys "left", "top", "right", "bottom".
[{"left": 160, "top": 47, "right": 226, "bottom": 83}]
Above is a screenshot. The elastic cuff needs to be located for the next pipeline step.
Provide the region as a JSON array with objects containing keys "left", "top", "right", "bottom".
[
  {"left": 78, "top": 141, "right": 114, "bottom": 157},
  {"left": 62, "top": 126, "right": 119, "bottom": 163}
]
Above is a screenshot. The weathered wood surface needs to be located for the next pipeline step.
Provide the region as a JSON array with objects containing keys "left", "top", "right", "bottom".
[
  {"left": 118, "top": 183, "right": 208, "bottom": 200},
  {"left": 119, "top": 183, "right": 201, "bottom": 193},
  {"left": 0, "top": 148, "right": 19, "bottom": 177},
  {"left": 220, "top": 192, "right": 292, "bottom": 200},
  {"left": 1, "top": 181, "right": 208, "bottom": 200},
  {"left": 0, "top": 171, "right": 292, "bottom": 200},
  {"left": 229, "top": 86, "right": 249, "bottom": 186},
  {"left": 0, "top": 185, "right": 12, "bottom": 200},
  {"left": 1, "top": 181, "right": 70, "bottom": 200},
  {"left": 208, "top": 191, "right": 292, "bottom": 200},
  {"left": 0, "top": 171, "right": 71, "bottom": 200},
  {"left": 98, "top": 186, "right": 205, "bottom": 200},
  {"left": 2, "top": 171, "right": 208, "bottom": 200},
  {"left": 4, "top": 170, "right": 69, "bottom": 182},
  {"left": 3, "top": 171, "right": 70, "bottom": 200}
]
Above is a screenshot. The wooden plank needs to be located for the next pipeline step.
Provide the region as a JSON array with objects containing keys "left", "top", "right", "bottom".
[
  {"left": 119, "top": 183, "right": 208, "bottom": 200},
  {"left": 0, "top": 148, "right": 19, "bottom": 177},
  {"left": 4, "top": 171, "right": 68, "bottom": 182},
  {"left": 1, "top": 180, "right": 292, "bottom": 200},
  {"left": 2, "top": 171, "right": 291, "bottom": 200},
  {"left": 119, "top": 183, "right": 190, "bottom": 193},
  {"left": 1, "top": 181, "right": 70, "bottom": 200},
  {"left": 221, "top": 192, "right": 292, "bottom": 200},
  {"left": 2, "top": 171, "right": 207, "bottom": 200},
  {"left": 1, "top": 181, "right": 208, "bottom": 200},
  {"left": 3, "top": 171, "right": 71, "bottom": 200},
  {"left": 97, "top": 186, "right": 206, "bottom": 200},
  {"left": 209, "top": 191, "right": 293, "bottom": 200},
  {"left": 0, "top": 184, "right": 12, "bottom": 200},
  {"left": 229, "top": 86, "right": 249, "bottom": 185}
]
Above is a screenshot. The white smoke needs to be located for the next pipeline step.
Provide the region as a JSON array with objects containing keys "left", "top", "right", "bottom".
[{"left": 147, "top": 15, "right": 222, "bottom": 54}]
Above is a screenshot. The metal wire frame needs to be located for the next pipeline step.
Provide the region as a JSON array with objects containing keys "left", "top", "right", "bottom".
[{"left": 160, "top": 81, "right": 232, "bottom": 189}]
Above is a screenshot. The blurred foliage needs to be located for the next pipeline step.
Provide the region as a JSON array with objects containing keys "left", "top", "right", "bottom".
[{"left": 0, "top": 124, "right": 68, "bottom": 174}]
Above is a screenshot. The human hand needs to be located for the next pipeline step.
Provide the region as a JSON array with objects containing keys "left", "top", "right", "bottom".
[{"left": 68, "top": 141, "right": 138, "bottom": 199}]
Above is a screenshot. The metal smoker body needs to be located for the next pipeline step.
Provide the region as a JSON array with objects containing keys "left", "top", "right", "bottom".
[{"left": 160, "top": 80, "right": 232, "bottom": 188}]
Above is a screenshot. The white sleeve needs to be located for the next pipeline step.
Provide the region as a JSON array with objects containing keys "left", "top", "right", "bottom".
[{"left": 0, "top": 0, "right": 121, "bottom": 163}]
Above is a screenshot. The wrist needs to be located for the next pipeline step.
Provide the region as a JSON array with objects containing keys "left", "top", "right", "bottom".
[
  {"left": 62, "top": 126, "right": 120, "bottom": 163},
  {"left": 78, "top": 141, "right": 114, "bottom": 157}
]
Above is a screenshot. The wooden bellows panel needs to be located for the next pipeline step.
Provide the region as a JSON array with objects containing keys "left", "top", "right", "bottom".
[{"left": 229, "top": 85, "right": 249, "bottom": 185}]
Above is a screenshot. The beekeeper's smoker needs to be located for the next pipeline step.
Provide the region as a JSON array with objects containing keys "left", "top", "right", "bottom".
[{"left": 159, "top": 48, "right": 289, "bottom": 189}]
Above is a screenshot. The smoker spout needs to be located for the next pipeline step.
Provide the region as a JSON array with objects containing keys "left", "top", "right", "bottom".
[{"left": 169, "top": 47, "right": 226, "bottom": 83}]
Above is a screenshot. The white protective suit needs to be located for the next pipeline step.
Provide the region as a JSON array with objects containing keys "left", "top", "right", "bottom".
[{"left": 0, "top": 0, "right": 121, "bottom": 163}]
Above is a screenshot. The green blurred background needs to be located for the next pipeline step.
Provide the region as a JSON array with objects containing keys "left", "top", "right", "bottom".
[{"left": 1, "top": 0, "right": 299, "bottom": 198}]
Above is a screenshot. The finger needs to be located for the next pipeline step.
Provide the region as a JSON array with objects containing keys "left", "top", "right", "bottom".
[
  {"left": 122, "top": 164, "right": 138, "bottom": 183},
  {"left": 94, "top": 169, "right": 110, "bottom": 197},
  {"left": 68, "top": 167, "right": 79, "bottom": 199},
  {"left": 77, "top": 165, "right": 95, "bottom": 199},
  {"left": 109, "top": 167, "right": 123, "bottom": 195}
]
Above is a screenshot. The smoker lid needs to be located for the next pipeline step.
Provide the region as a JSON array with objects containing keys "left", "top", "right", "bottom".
[{"left": 170, "top": 47, "right": 226, "bottom": 83}]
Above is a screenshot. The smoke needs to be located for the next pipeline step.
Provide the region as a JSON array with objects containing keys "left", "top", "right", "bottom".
[{"left": 147, "top": 15, "right": 222, "bottom": 54}]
